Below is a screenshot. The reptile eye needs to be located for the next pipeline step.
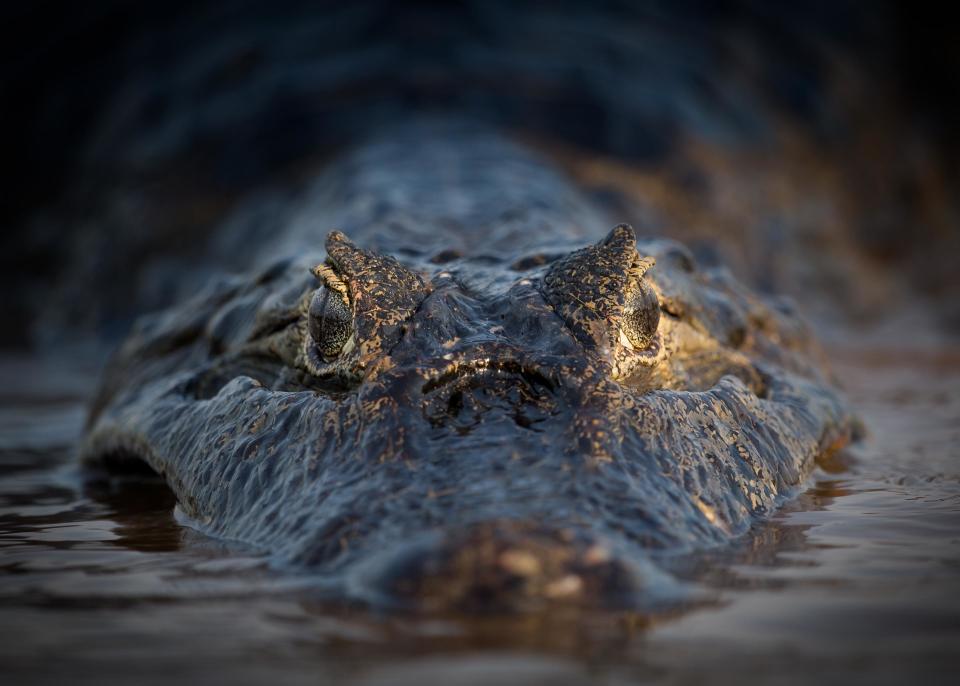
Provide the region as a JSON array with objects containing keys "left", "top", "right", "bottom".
[
  {"left": 620, "top": 280, "right": 660, "bottom": 351},
  {"left": 308, "top": 287, "right": 353, "bottom": 360}
]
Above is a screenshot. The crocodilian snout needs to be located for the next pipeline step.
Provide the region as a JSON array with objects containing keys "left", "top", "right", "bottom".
[{"left": 353, "top": 521, "right": 650, "bottom": 612}]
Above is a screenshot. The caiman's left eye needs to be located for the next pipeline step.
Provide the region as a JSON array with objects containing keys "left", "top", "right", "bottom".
[
  {"left": 308, "top": 286, "right": 353, "bottom": 360},
  {"left": 620, "top": 279, "right": 660, "bottom": 351},
  {"left": 542, "top": 224, "right": 662, "bottom": 367}
]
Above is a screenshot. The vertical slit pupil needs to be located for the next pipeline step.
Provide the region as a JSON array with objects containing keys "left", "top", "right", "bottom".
[
  {"left": 309, "top": 287, "right": 353, "bottom": 358},
  {"left": 623, "top": 281, "right": 660, "bottom": 349}
]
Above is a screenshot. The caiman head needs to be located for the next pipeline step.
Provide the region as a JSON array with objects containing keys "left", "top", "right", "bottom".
[{"left": 84, "top": 224, "right": 854, "bottom": 612}]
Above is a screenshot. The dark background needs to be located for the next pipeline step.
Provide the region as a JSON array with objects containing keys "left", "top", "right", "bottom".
[{"left": 2, "top": 0, "right": 958, "bottom": 349}]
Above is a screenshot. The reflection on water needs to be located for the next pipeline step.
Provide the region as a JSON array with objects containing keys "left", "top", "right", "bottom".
[{"left": 1, "top": 346, "right": 958, "bottom": 685}]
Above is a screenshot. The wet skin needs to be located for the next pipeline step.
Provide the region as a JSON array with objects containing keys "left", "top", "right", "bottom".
[{"left": 83, "top": 123, "right": 856, "bottom": 611}]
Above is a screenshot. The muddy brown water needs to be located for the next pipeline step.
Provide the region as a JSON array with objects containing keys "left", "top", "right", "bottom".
[{"left": 1, "top": 337, "right": 958, "bottom": 686}]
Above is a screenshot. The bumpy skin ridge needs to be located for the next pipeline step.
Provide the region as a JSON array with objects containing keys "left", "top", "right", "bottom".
[{"left": 83, "top": 122, "right": 855, "bottom": 611}]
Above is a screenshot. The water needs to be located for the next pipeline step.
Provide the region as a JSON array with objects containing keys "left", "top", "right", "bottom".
[{"left": 1, "top": 341, "right": 958, "bottom": 686}]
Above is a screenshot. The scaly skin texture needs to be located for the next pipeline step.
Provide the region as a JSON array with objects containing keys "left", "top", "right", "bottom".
[{"left": 83, "top": 122, "right": 856, "bottom": 612}]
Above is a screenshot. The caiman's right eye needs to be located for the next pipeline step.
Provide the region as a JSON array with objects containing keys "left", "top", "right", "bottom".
[
  {"left": 620, "top": 279, "right": 660, "bottom": 351},
  {"left": 308, "top": 286, "right": 353, "bottom": 360}
]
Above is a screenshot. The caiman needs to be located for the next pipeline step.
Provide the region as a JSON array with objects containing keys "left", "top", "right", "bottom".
[{"left": 82, "top": 120, "right": 857, "bottom": 611}]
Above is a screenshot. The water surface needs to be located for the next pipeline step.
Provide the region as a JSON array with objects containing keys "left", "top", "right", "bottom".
[{"left": 1, "top": 342, "right": 958, "bottom": 685}]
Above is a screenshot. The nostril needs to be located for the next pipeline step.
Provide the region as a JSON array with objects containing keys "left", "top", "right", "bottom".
[{"left": 360, "top": 523, "right": 647, "bottom": 612}]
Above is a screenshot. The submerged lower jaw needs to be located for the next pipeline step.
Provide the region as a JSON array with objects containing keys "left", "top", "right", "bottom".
[
  {"left": 81, "top": 426, "right": 160, "bottom": 474},
  {"left": 347, "top": 521, "right": 690, "bottom": 614}
]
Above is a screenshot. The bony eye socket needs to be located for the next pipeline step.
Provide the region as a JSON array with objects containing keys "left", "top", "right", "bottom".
[
  {"left": 308, "top": 287, "right": 353, "bottom": 360},
  {"left": 620, "top": 280, "right": 660, "bottom": 351}
]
